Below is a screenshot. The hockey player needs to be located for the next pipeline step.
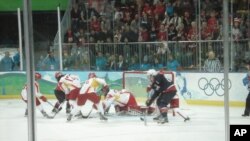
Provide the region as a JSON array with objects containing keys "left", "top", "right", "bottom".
[
  {"left": 55, "top": 72, "right": 81, "bottom": 120},
  {"left": 51, "top": 72, "right": 72, "bottom": 117},
  {"left": 145, "top": 69, "right": 177, "bottom": 124},
  {"left": 21, "top": 72, "right": 51, "bottom": 118},
  {"left": 67, "top": 72, "right": 108, "bottom": 121},
  {"left": 102, "top": 87, "right": 155, "bottom": 115}
]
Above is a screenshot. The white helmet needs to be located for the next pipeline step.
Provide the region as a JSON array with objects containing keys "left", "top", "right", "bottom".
[{"left": 146, "top": 69, "right": 157, "bottom": 76}]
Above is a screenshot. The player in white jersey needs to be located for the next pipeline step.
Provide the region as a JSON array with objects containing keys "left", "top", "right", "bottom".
[
  {"left": 101, "top": 88, "right": 155, "bottom": 115},
  {"left": 67, "top": 72, "right": 108, "bottom": 121},
  {"left": 21, "top": 72, "right": 51, "bottom": 118},
  {"left": 51, "top": 72, "right": 73, "bottom": 117}
]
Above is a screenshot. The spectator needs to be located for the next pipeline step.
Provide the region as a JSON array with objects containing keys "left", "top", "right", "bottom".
[
  {"left": 149, "top": 26, "right": 157, "bottom": 41},
  {"left": 153, "top": 56, "right": 164, "bottom": 70},
  {"left": 201, "top": 21, "right": 213, "bottom": 40},
  {"left": 154, "top": 0, "right": 165, "bottom": 17},
  {"left": 116, "top": 55, "right": 127, "bottom": 71},
  {"left": 157, "top": 24, "right": 167, "bottom": 41},
  {"left": 232, "top": 18, "right": 243, "bottom": 41},
  {"left": 90, "top": 15, "right": 101, "bottom": 33},
  {"left": 140, "top": 55, "right": 151, "bottom": 70},
  {"left": 166, "top": 54, "right": 181, "bottom": 71},
  {"left": 169, "top": 11, "right": 182, "bottom": 28},
  {"left": 107, "top": 54, "right": 116, "bottom": 71},
  {"left": 43, "top": 51, "right": 59, "bottom": 71},
  {"left": 0, "top": 51, "right": 14, "bottom": 71},
  {"left": 207, "top": 10, "right": 220, "bottom": 39},
  {"left": 62, "top": 50, "right": 73, "bottom": 70},
  {"left": 168, "top": 23, "right": 177, "bottom": 41},
  {"left": 165, "top": 2, "right": 174, "bottom": 18},
  {"left": 71, "top": 4, "right": 81, "bottom": 33},
  {"left": 95, "top": 51, "right": 107, "bottom": 71},
  {"left": 203, "top": 50, "right": 221, "bottom": 72},
  {"left": 128, "top": 57, "right": 140, "bottom": 70},
  {"left": 176, "top": 23, "right": 186, "bottom": 41},
  {"left": 13, "top": 48, "right": 20, "bottom": 70}
]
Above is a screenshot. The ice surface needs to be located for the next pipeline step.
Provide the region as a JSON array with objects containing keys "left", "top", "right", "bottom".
[{"left": 0, "top": 99, "right": 249, "bottom": 141}]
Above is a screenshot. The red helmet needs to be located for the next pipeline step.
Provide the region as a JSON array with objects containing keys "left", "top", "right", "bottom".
[
  {"left": 88, "top": 72, "right": 96, "bottom": 79},
  {"left": 55, "top": 72, "right": 63, "bottom": 79},
  {"left": 35, "top": 72, "right": 41, "bottom": 80}
]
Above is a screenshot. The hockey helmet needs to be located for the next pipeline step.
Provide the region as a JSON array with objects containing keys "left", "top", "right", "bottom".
[
  {"left": 146, "top": 69, "right": 157, "bottom": 76},
  {"left": 88, "top": 72, "right": 96, "bottom": 79},
  {"left": 55, "top": 72, "right": 63, "bottom": 79},
  {"left": 35, "top": 72, "right": 42, "bottom": 80}
]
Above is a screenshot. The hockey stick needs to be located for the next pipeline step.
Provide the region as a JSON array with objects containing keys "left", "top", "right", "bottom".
[
  {"left": 46, "top": 101, "right": 54, "bottom": 107},
  {"left": 81, "top": 107, "right": 93, "bottom": 119}
]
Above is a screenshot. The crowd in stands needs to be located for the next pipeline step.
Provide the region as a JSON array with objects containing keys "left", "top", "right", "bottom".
[
  {"left": 1, "top": 0, "right": 249, "bottom": 72},
  {"left": 66, "top": 0, "right": 249, "bottom": 44},
  {"left": 56, "top": 0, "right": 249, "bottom": 71}
]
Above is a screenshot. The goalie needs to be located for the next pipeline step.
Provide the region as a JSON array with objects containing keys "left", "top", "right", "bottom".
[
  {"left": 101, "top": 87, "right": 155, "bottom": 116},
  {"left": 21, "top": 72, "right": 51, "bottom": 118}
]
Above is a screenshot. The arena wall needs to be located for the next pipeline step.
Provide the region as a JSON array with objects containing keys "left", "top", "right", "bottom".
[{"left": 0, "top": 72, "right": 248, "bottom": 107}]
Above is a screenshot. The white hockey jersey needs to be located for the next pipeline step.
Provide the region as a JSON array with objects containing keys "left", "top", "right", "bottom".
[
  {"left": 79, "top": 77, "right": 107, "bottom": 94},
  {"left": 103, "top": 89, "right": 131, "bottom": 108},
  {"left": 58, "top": 74, "right": 81, "bottom": 94},
  {"left": 21, "top": 81, "right": 42, "bottom": 101}
]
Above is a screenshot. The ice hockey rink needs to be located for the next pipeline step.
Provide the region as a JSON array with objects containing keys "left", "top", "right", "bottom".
[{"left": 0, "top": 99, "right": 249, "bottom": 141}]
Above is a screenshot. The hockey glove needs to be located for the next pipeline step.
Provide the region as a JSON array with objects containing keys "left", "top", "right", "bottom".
[{"left": 40, "top": 96, "right": 47, "bottom": 102}]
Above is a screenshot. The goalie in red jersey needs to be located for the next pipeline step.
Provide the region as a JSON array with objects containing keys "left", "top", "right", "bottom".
[{"left": 101, "top": 87, "right": 155, "bottom": 116}]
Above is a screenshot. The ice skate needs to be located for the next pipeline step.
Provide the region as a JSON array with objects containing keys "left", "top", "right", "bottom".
[
  {"left": 184, "top": 117, "right": 190, "bottom": 122},
  {"left": 153, "top": 115, "right": 162, "bottom": 121},
  {"left": 41, "top": 110, "right": 53, "bottom": 119},
  {"left": 242, "top": 114, "right": 249, "bottom": 117},
  {"left": 24, "top": 109, "right": 28, "bottom": 117},
  {"left": 74, "top": 111, "right": 83, "bottom": 118},
  {"left": 52, "top": 107, "right": 62, "bottom": 114},
  {"left": 99, "top": 112, "right": 108, "bottom": 121},
  {"left": 157, "top": 116, "right": 168, "bottom": 124},
  {"left": 67, "top": 114, "right": 73, "bottom": 121}
]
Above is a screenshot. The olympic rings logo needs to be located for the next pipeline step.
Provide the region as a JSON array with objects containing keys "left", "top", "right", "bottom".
[{"left": 198, "top": 77, "right": 232, "bottom": 96}]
